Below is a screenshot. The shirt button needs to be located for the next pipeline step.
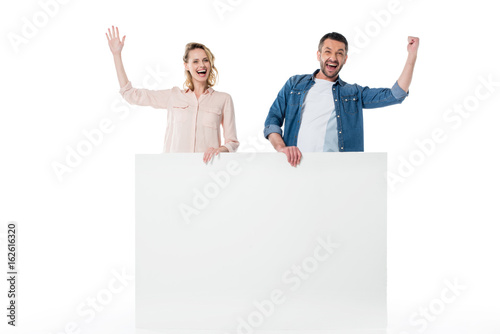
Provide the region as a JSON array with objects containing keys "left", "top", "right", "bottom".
[
  {"left": 337, "top": 115, "right": 340, "bottom": 117},
  {"left": 339, "top": 131, "right": 342, "bottom": 134},
  {"left": 335, "top": 99, "right": 338, "bottom": 102},
  {"left": 341, "top": 147, "right": 344, "bottom": 150}
]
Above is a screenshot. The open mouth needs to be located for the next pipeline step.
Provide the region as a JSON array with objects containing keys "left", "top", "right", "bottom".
[
  {"left": 197, "top": 69, "right": 207, "bottom": 77},
  {"left": 326, "top": 63, "right": 338, "bottom": 70}
]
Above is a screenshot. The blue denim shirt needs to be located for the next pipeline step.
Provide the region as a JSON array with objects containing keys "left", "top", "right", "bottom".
[{"left": 264, "top": 69, "right": 409, "bottom": 152}]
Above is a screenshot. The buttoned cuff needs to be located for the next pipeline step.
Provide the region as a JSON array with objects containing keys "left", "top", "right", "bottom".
[
  {"left": 391, "top": 81, "right": 409, "bottom": 100},
  {"left": 263, "top": 124, "right": 283, "bottom": 139},
  {"left": 223, "top": 142, "right": 239, "bottom": 153}
]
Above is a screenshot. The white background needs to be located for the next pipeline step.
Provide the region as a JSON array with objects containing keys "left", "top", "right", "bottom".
[{"left": 1, "top": 0, "right": 499, "bottom": 333}]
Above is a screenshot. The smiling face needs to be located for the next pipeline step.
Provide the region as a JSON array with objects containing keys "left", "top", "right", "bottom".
[
  {"left": 184, "top": 48, "right": 211, "bottom": 86},
  {"left": 316, "top": 39, "right": 348, "bottom": 81}
]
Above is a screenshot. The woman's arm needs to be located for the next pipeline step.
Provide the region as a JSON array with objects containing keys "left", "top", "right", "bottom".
[
  {"left": 106, "top": 26, "right": 128, "bottom": 88},
  {"left": 106, "top": 26, "right": 171, "bottom": 109},
  {"left": 203, "top": 94, "right": 239, "bottom": 163},
  {"left": 220, "top": 94, "right": 239, "bottom": 152}
]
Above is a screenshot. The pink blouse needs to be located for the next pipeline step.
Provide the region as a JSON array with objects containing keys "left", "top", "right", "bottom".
[{"left": 119, "top": 81, "right": 239, "bottom": 153}]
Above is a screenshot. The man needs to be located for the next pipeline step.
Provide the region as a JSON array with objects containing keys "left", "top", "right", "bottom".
[{"left": 264, "top": 32, "right": 419, "bottom": 166}]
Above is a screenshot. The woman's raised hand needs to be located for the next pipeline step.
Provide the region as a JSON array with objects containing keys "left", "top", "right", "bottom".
[{"left": 106, "top": 25, "right": 126, "bottom": 55}]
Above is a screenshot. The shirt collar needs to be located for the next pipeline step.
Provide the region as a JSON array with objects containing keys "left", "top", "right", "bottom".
[
  {"left": 311, "top": 69, "right": 345, "bottom": 86},
  {"left": 184, "top": 87, "right": 215, "bottom": 95}
]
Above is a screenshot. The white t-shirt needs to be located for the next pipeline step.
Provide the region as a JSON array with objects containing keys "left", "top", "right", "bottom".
[{"left": 297, "top": 78, "right": 339, "bottom": 152}]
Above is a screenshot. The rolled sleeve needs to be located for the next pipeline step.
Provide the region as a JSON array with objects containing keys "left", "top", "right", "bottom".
[
  {"left": 263, "top": 124, "right": 283, "bottom": 139},
  {"left": 391, "top": 81, "right": 409, "bottom": 100},
  {"left": 119, "top": 81, "right": 132, "bottom": 95},
  {"left": 264, "top": 78, "right": 292, "bottom": 139},
  {"left": 222, "top": 142, "right": 239, "bottom": 152}
]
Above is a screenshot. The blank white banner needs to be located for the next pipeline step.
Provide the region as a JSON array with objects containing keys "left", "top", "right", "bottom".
[{"left": 136, "top": 153, "right": 387, "bottom": 334}]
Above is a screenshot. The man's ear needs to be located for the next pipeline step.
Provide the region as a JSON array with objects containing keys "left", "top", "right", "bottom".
[{"left": 317, "top": 50, "right": 321, "bottom": 61}]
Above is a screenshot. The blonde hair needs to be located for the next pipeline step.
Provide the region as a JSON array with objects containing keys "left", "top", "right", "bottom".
[{"left": 183, "top": 42, "right": 218, "bottom": 91}]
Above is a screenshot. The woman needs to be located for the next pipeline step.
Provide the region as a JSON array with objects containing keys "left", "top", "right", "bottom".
[{"left": 106, "top": 26, "right": 239, "bottom": 163}]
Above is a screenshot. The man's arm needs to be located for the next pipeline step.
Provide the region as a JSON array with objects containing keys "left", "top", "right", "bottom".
[
  {"left": 264, "top": 78, "right": 303, "bottom": 167},
  {"left": 268, "top": 133, "right": 302, "bottom": 167},
  {"left": 360, "top": 36, "right": 419, "bottom": 109},
  {"left": 397, "top": 36, "right": 419, "bottom": 93}
]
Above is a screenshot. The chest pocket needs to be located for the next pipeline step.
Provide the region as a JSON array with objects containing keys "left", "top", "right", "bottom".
[
  {"left": 172, "top": 105, "right": 189, "bottom": 122},
  {"left": 288, "top": 90, "right": 303, "bottom": 106},
  {"left": 340, "top": 95, "right": 359, "bottom": 114},
  {"left": 203, "top": 108, "right": 222, "bottom": 128}
]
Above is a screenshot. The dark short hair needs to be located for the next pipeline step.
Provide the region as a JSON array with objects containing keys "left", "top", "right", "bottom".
[{"left": 318, "top": 32, "right": 348, "bottom": 53}]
